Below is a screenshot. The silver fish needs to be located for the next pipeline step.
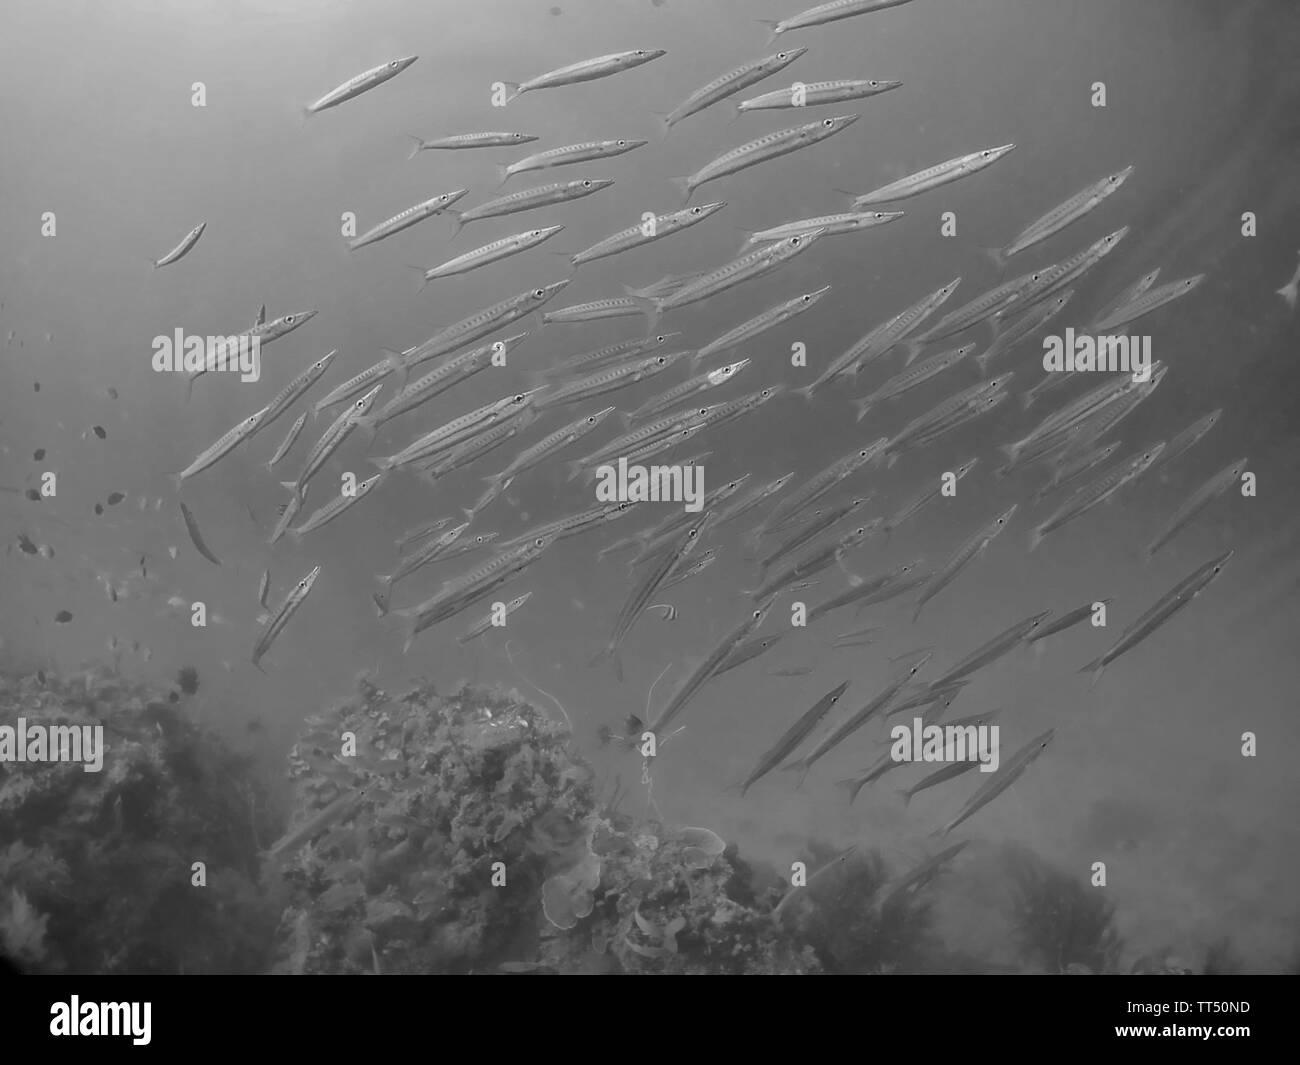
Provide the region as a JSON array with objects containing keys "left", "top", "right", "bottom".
[
  {"left": 1027, "top": 598, "right": 1114, "bottom": 644},
  {"left": 629, "top": 359, "right": 751, "bottom": 421},
  {"left": 855, "top": 344, "right": 973, "bottom": 421},
  {"left": 1029, "top": 443, "right": 1165, "bottom": 552},
  {"left": 503, "top": 50, "right": 666, "bottom": 104},
  {"left": 535, "top": 350, "right": 687, "bottom": 410},
  {"left": 989, "top": 166, "right": 1133, "bottom": 264},
  {"left": 761, "top": 0, "right": 919, "bottom": 41},
  {"left": 283, "top": 384, "right": 384, "bottom": 501},
  {"left": 851, "top": 144, "right": 1016, "bottom": 206},
  {"left": 660, "top": 47, "right": 808, "bottom": 133},
  {"left": 459, "top": 592, "right": 533, "bottom": 643},
  {"left": 1145, "top": 456, "right": 1247, "bottom": 559},
  {"left": 406, "top": 131, "right": 538, "bottom": 156},
  {"left": 571, "top": 204, "right": 725, "bottom": 267},
  {"left": 349, "top": 190, "right": 467, "bottom": 250},
  {"left": 402, "top": 281, "right": 568, "bottom": 369},
  {"left": 696, "top": 286, "right": 830, "bottom": 361},
  {"left": 881, "top": 458, "right": 979, "bottom": 542},
  {"left": 926, "top": 610, "right": 1053, "bottom": 690},
  {"left": 913, "top": 505, "right": 1017, "bottom": 622},
  {"left": 304, "top": 57, "right": 417, "bottom": 117},
  {"left": 806, "top": 558, "right": 925, "bottom": 623},
  {"left": 172, "top": 405, "right": 270, "bottom": 486},
  {"left": 153, "top": 222, "right": 206, "bottom": 268},
  {"left": 497, "top": 139, "right": 646, "bottom": 186},
  {"left": 448, "top": 180, "right": 613, "bottom": 236},
  {"left": 735, "top": 681, "right": 850, "bottom": 798},
  {"left": 1152, "top": 409, "right": 1222, "bottom": 474},
  {"left": 738, "top": 78, "right": 902, "bottom": 113},
  {"left": 973, "top": 290, "right": 1072, "bottom": 375},
  {"left": 178, "top": 501, "right": 221, "bottom": 566},
  {"left": 418, "top": 227, "right": 563, "bottom": 284},
  {"left": 252, "top": 565, "right": 322, "bottom": 669},
  {"left": 938, "top": 729, "right": 1054, "bottom": 835},
  {"left": 253, "top": 350, "right": 339, "bottom": 435},
  {"left": 1092, "top": 274, "right": 1205, "bottom": 333},
  {"left": 289, "top": 472, "right": 385, "bottom": 541},
  {"left": 744, "top": 211, "right": 902, "bottom": 247}
]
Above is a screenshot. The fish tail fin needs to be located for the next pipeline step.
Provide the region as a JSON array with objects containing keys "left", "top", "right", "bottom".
[
  {"left": 652, "top": 111, "right": 673, "bottom": 141},
  {"left": 621, "top": 285, "right": 662, "bottom": 330},
  {"left": 755, "top": 18, "right": 781, "bottom": 46},
  {"left": 353, "top": 415, "right": 378, "bottom": 444},
  {"left": 183, "top": 375, "right": 195, "bottom": 405},
  {"left": 1019, "top": 390, "right": 1037, "bottom": 411},
  {"left": 895, "top": 787, "right": 912, "bottom": 809},
  {"left": 981, "top": 246, "right": 1007, "bottom": 271},
  {"left": 501, "top": 82, "right": 522, "bottom": 105},
  {"left": 836, "top": 778, "right": 866, "bottom": 805},
  {"left": 1079, "top": 656, "right": 1106, "bottom": 688},
  {"left": 734, "top": 228, "right": 755, "bottom": 254},
  {"left": 563, "top": 458, "right": 587, "bottom": 483},
  {"left": 403, "top": 135, "right": 427, "bottom": 160},
  {"left": 975, "top": 351, "right": 993, "bottom": 376},
  {"left": 885, "top": 451, "right": 900, "bottom": 471},
  {"left": 1278, "top": 282, "right": 1298, "bottom": 310},
  {"left": 167, "top": 473, "right": 183, "bottom": 492},
  {"left": 668, "top": 176, "right": 693, "bottom": 207},
  {"left": 299, "top": 107, "right": 312, "bottom": 128},
  {"left": 379, "top": 347, "right": 410, "bottom": 387},
  {"left": 1028, "top": 526, "right": 1044, "bottom": 553},
  {"left": 901, "top": 340, "right": 921, "bottom": 367},
  {"left": 998, "top": 442, "right": 1020, "bottom": 462},
  {"left": 853, "top": 398, "right": 872, "bottom": 423},
  {"left": 911, "top": 600, "right": 925, "bottom": 624},
  {"left": 492, "top": 164, "right": 511, "bottom": 190},
  {"left": 446, "top": 211, "right": 464, "bottom": 239},
  {"left": 794, "top": 383, "right": 817, "bottom": 403}
]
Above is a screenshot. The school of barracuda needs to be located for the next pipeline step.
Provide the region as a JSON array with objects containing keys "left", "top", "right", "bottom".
[{"left": 161, "top": 0, "right": 1242, "bottom": 838}]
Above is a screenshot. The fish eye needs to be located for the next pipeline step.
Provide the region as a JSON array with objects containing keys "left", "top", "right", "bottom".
[
  {"left": 532, "top": 289, "right": 545, "bottom": 298},
  {"left": 582, "top": 180, "right": 593, "bottom": 188},
  {"left": 535, "top": 538, "right": 545, "bottom": 547},
  {"left": 636, "top": 50, "right": 646, "bottom": 56},
  {"left": 802, "top": 294, "right": 812, "bottom": 302},
  {"left": 691, "top": 207, "right": 702, "bottom": 214},
  {"left": 982, "top": 150, "right": 993, "bottom": 157},
  {"left": 514, "top": 393, "right": 525, "bottom": 402},
  {"left": 778, "top": 51, "right": 790, "bottom": 59},
  {"left": 752, "top": 610, "right": 762, "bottom": 619},
  {"left": 298, "top": 579, "right": 308, "bottom": 589},
  {"left": 617, "top": 140, "right": 626, "bottom": 147},
  {"left": 790, "top": 236, "right": 802, "bottom": 245},
  {"left": 869, "top": 80, "right": 880, "bottom": 87},
  {"left": 389, "top": 61, "right": 399, "bottom": 68},
  {"left": 822, "top": 118, "right": 834, "bottom": 127},
  {"left": 657, "top": 356, "right": 667, "bottom": 364},
  {"left": 285, "top": 315, "right": 296, "bottom": 324}
]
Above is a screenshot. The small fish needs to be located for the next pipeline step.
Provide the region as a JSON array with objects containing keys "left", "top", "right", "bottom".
[
  {"left": 285, "top": 385, "right": 384, "bottom": 497},
  {"left": 671, "top": 116, "right": 859, "bottom": 204},
  {"left": 400, "top": 283, "right": 568, "bottom": 368},
  {"left": 658, "top": 47, "right": 807, "bottom": 134},
  {"left": 1276, "top": 249, "right": 1300, "bottom": 310},
  {"left": 502, "top": 50, "right": 666, "bottom": 104},
  {"left": 153, "top": 222, "right": 206, "bottom": 268},
  {"left": 875, "top": 842, "right": 969, "bottom": 909},
  {"left": 771, "top": 844, "right": 859, "bottom": 923},
  {"left": 850, "top": 144, "right": 1016, "bottom": 206},
  {"left": 496, "top": 139, "right": 646, "bottom": 186},
  {"left": 1028, "top": 598, "right": 1113, "bottom": 644},
  {"left": 178, "top": 500, "right": 222, "bottom": 566},
  {"left": 252, "top": 565, "right": 322, "bottom": 670},
  {"left": 939, "top": 730, "right": 1055, "bottom": 835},
  {"left": 987, "top": 166, "right": 1133, "bottom": 265},
  {"left": 420, "top": 228, "right": 564, "bottom": 284},
  {"left": 856, "top": 343, "right": 973, "bottom": 420},
  {"left": 1153, "top": 409, "right": 1222, "bottom": 474},
  {"left": 264, "top": 411, "right": 309, "bottom": 470},
  {"left": 349, "top": 190, "right": 467, "bottom": 250},
  {"left": 459, "top": 592, "right": 534, "bottom": 643},
  {"left": 926, "top": 609, "right": 1053, "bottom": 690},
  {"left": 406, "top": 131, "right": 538, "bottom": 157},
  {"left": 696, "top": 286, "right": 830, "bottom": 361},
  {"left": 881, "top": 458, "right": 979, "bottom": 542},
  {"left": 1029, "top": 443, "right": 1165, "bottom": 552},
  {"left": 733, "top": 681, "right": 850, "bottom": 797},
  {"left": 739, "top": 78, "right": 902, "bottom": 113},
  {"left": 289, "top": 473, "right": 385, "bottom": 541},
  {"left": 448, "top": 181, "right": 613, "bottom": 236},
  {"left": 92, "top": 425, "right": 106, "bottom": 439},
  {"left": 172, "top": 406, "right": 270, "bottom": 486},
  {"left": 1092, "top": 274, "right": 1205, "bottom": 333},
  {"left": 1079, "top": 551, "right": 1233, "bottom": 686},
  {"left": 1145, "top": 456, "right": 1248, "bottom": 559},
  {"left": 573, "top": 205, "right": 726, "bottom": 269},
  {"left": 913, "top": 505, "right": 1017, "bottom": 622},
  {"left": 265, "top": 784, "right": 370, "bottom": 861},
  {"left": 760, "top": 0, "right": 919, "bottom": 42},
  {"left": 304, "top": 57, "right": 418, "bottom": 118}
]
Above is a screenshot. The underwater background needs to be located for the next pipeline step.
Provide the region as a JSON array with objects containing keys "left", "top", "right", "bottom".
[{"left": 1, "top": 0, "right": 1299, "bottom": 973}]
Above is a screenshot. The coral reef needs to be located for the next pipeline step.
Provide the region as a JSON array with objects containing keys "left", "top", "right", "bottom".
[{"left": 0, "top": 665, "right": 279, "bottom": 973}]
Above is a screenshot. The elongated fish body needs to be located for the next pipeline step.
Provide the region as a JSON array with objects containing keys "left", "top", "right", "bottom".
[
  {"left": 993, "top": 166, "right": 1133, "bottom": 262},
  {"left": 366, "top": 334, "right": 530, "bottom": 431},
  {"left": 800, "top": 277, "right": 961, "bottom": 395},
  {"left": 899, "top": 757, "right": 983, "bottom": 808},
  {"left": 663, "top": 47, "right": 808, "bottom": 132},
  {"left": 408, "top": 131, "right": 537, "bottom": 155},
  {"left": 1154, "top": 409, "right": 1222, "bottom": 473},
  {"left": 697, "top": 287, "right": 830, "bottom": 361},
  {"left": 714, "top": 631, "right": 790, "bottom": 677},
  {"left": 401, "top": 536, "right": 556, "bottom": 648},
  {"left": 739, "top": 681, "right": 850, "bottom": 797},
  {"left": 630, "top": 359, "right": 750, "bottom": 421},
  {"left": 885, "top": 375, "right": 1013, "bottom": 461},
  {"left": 289, "top": 472, "right": 384, "bottom": 541},
  {"left": 675, "top": 115, "right": 858, "bottom": 202},
  {"left": 257, "top": 569, "right": 271, "bottom": 610},
  {"left": 419, "top": 420, "right": 524, "bottom": 482},
  {"left": 1087, "top": 268, "right": 1162, "bottom": 333},
  {"left": 265, "top": 413, "right": 308, "bottom": 470},
  {"left": 641, "top": 598, "right": 779, "bottom": 738},
  {"left": 178, "top": 500, "right": 222, "bottom": 565},
  {"left": 713, "top": 472, "right": 795, "bottom": 530},
  {"left": 1000, "top": 228, "right": 1128, "bottom": 316},
  {"left": 186, "top": 309, "right": 318, "bottom": 393},
  {"left": 349, "top": 190, "right": 467, "bottom": 250},
  {"left": 493, "top": 405, "right": 618, "bottom": 484},
  {"left": 628, "top": 477, "right": 752, "bottom": 564},
  {"left": 786, "top": 651, "right": 933, "bottom": 781},
  {"left": 500, "top": 502, "right": 639, "bottom": 551},
  {"left": 396, "top": 516, "right": 453, "bottom": 554},
  {"left": 1092, "top": 274, "right": 1206, "bottom": 333},
  {"left": 1006, "top": 365, "right": 1158, "bottom": 461},
  {"left": 450, "top": 180, "right": 614, "bottom": 234},
  {"left": 536, "top": 350, "right": 687, "bottom": 410},
  {"left": 252, "top": 565, "right": 321, "bottom": 669},
  {"left": 420, "top": 227, "right": 563, "bottom": 284},
  {"left": 268, "top": 490, "right": 303, "bottom": 546},
  {"left": 681, "top": 384, "right": 785, "bottom": 440},
  {"left": 762, "top": 440, "right": 888, "bottom": 534},
  {"left": 1054, "top": 367, "right": 1166, "bottom": 463},
  {"left": 546, "top": 333, "right": 680, "bottom": 377},
  {"left": 751, "top": 522, "right": 879, "bottom": 601},
  {"left": 661, "top": 550, "right": 717, "bottom": 592},
  {"left": 761, "top": 496, "right": 869, "bottom": 574},
  {"left": 1080, "top": 551, "right": 1233, "bottom": 685},
  {"left": 377, "top": 389, "right": 543, "bottom": 470},
  {"left": 877, "top": 840, "right": 973, "bottom": 909},
  {"left": 286, "top": 384, "right": 384, "bottom": 501},
  {"left": 1028, "top": 597, "right": 1114, "bottom": 644},
  {"left": 882, "top": 459, "right": 979, "bottom": 542},
  {"left": 1145, "top": 456, "right": 1247, "bottom": 559},
  {"left": 1035, "top": 441, "right": 1122, "bottom": 502},
  {"left": 313, "top": 354, "right": 406, "bottom": 417},
  {"left": 840, "top": 750, "right": 907, "bottom": 804},
  {"left": 305, "top": 57, "right": 417, "bottom": 116},
  {"left": 739, "top": 78, "right": 901, "bottom": 113},
  {"left": 543, "top": 297, "right": 642, "bottom": 324},
  {"left": 254, "top": 350, "right": 339, "bottom": 436},
  {"left": 927, "top": 610, "right": 1053, "bottom": 690},
  {"left": 911, "top": 267, "right": 1049, "bottom": 347},
  {"left": 573, "top": 203, "right": 725, "bottom": 267},
  {"left": 746, "top": 211, "right": 902, "bottom": 246},
  {"left": 914, "top": 505, "right": 1017, "bottom": 622},
  {"left": 905, "top": 388, "right": 1009, "bottom": 455},
  {"left": 856, "top": 344, "right": 973, "bottom": 421},
  {"left": 153, "top": 222, "right": 206, "bottom": 268},
  {"left": 974, "top": 291, "right": 1072, "bottom": 376},
  {"left": 592, "top": 511, "right": 712, "bottom": 680},
  {"left": 500, "top": 139, "right": 646, "bottom": 185},
  {"left": 265, "top": 782, "right": 368, "bottom": 860},
  {"left": 460, "top": 592, "right": 533, "bottom": 644},
  {"left": 379, "top": 522, "right": 475, "bottom": 600},
  {"left": 939, "top": 730, "right": 1055, "bottom": 836},
  {"left": 1029, "top": 442, "right": 1166, "bottom": 551},
  {"left": 504, "top": 50, "right": 666, "bottom": 103},
  {"left": 403, "top": 281, "right": 568, "bottom": 369},
  {"left": 633, "top": 231, "right": 825, "bottom": 326},
  {"left": 853, "top": 144, "right": 1016, "bottom": 207},
  {"left": 568, "top": 407, "right": 701, "bottom": 477},
  {"left": 763, "top": 0, "right": 918, "bottom": 39},
  {"left": 806, "top": 559, "right": 922, "bottom": 622},
  {"left": 173, "top": 405, "right": 270, "bottom": 485}
]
